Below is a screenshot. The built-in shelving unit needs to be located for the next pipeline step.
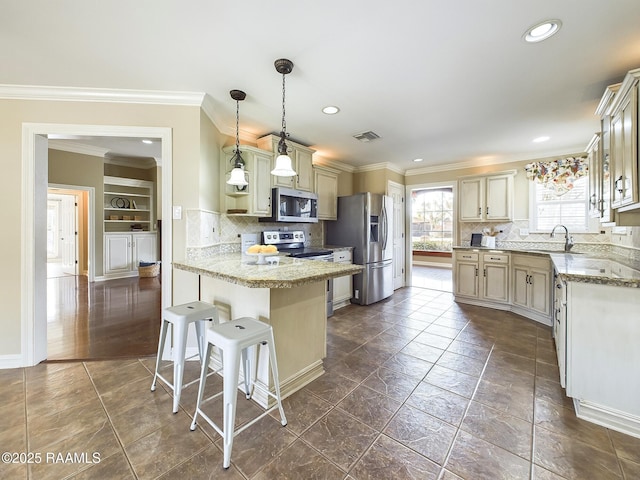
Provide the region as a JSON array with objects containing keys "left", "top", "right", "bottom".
[{"left": 103, "top": 175, "right": 154, "bottom": 232}]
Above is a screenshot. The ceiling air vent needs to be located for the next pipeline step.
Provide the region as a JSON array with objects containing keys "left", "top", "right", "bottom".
[{"left": 353, "top": 131, "right": 381, "bottom": 143}]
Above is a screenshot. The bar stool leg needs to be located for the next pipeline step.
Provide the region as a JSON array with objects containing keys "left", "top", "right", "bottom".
[
  {"left": 241, "top": 346, "right": 252, "bottom": 399},
  {"left": 194, "top": 319, "right": 206, "bottom": 364},
  {"left": 222, "top": 345, "right": 241, "bottom": 469},
  {"left": 151, "top": 319, "right": 169, "bottom": 392},
  {"left": 190, "top": 342, "right": 213, "bottom": 431},
  {"left": 172, "top": 321, "right": 189, "bottom": 414},
  {"left": 266, "top": 332, "right": 287, "bottom": 426}
]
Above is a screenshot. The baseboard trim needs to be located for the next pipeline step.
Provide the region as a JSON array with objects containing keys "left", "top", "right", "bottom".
[
  {"left": 574, "top": 398, "right": 640, "bottom": 439},
  {"left": 0, "top": 354, "right": 25, "bottom": 369}
]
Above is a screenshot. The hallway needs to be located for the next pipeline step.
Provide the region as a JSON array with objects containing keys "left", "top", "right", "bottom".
[{"left": 47, "top": 275, "right": 161, "bottom": 361}]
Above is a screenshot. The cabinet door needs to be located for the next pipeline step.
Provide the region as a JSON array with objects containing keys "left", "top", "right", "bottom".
[
  {"left": 512, "top": 266, "right": 529, "bottom": 309},
  {"left": 587, "top": 137, "right": 601, "bottom": 218},
  {"left": 529, "top": 268, "right": 551, "bottom": 316},
  {"left": 315, "top": 168, "right": 338, "bottom": 220},
  {"left": 459, "top": 178, "right": 483, "bottom": 221},
  {"left": 295, "top": 148, "right": 314, "bottom": 192},
  {"left": 133, "top": 233, "right": 157, "bottom": 265},
  {"left": 455, "top": 261, "right": 479, "bottom": 297},
  {"left": 253, "top": 153, "right": 273, "bottom": 215},
  {"left": 611, "top": 86, "right": 638, "bottom": 208},
  {"left": 104, "top": 234, "right": 132, "bottom": 274},
  {"left": 483, "top": 263, "right": 509, "bottom": 303},
  {"left": 485, "top": 175, "right": 512, "bottom": 221}
]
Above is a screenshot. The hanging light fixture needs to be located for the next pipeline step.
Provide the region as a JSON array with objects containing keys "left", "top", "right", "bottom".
[
  {"left": 271, "top": 58, "right": 297, "bottom": 177},
  {"left": 226, "top": 89, "right": 249, "bottom": 187}
]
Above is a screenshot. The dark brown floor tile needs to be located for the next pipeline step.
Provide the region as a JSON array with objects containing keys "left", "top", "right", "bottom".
[
  {"left": 126, "top": 419, "right": 212, "bottom": 480},
  {"left": 534, "top": 376, "right": 574, "bottom": 410},
  {"left": 156, "top": 444, "right": 244, "bottom": 479},
  {"left": 424, "top": 324, "right": 461, "bottom": 339},
  {"left": 350, "top": 434, "right": 440, "bottom": 480},
  {"left": 253, "top": 439, "right": 345, "bottom": 480},
  {"left": 445, "top": 430, "right": 531, "bottom": 480},
  {"left": 620, "top": 458, "right": 640, "bottom": 480},
  {"left": 493, "top": 335, "right": 537, "bottom": 359},
  {"left": 474, "top": 378, "right": 534, "bottom": 422},
  {"left": 454, "top": 329, "right": 495, "bottom": 348},
  {"left": 536, "top": 360, "right": 561, "bottom": 382},
  {"left": 610, "top": 429, "right": 640, "bottom": 464},
  {"left": 406, "top": 381, "right": 469, "bottom": 426},
  {"left": 436, "top": 350, "right": 485, "bottom": 377},
  {"left": 0, "top": 398, "right": 25, "bottom": 432},
  {"left": 383, "top": 404, "right": 456, "bottom": 465},
  {"left": 487, "top": 350, "right": 536, "bottom": 375},
  {"left": 533, "top": 426, "right": 623, "bottom": 479},
  {"left": 461, "top": 400, "right": 532, "bottom": 460},
  {"left": 0, "top": 462, "right": 27, "bottom": 480},
  {"left": 26, "top": 378, "right": 99, "bottom": 418},
  {"left": 324, "top": 350, "right": 380, "bottom": 383},
  {"left": 87, "top": 359, "right": 152, "bottom": 395},
  {"left": 302, "top": 409, "right": 378, "bottom": 471},
  {"left": 67, "top": 451, "right": 135, "bottom": 480},
  {"left": 303, "top": 372, "right": 358, "bottom": 405},
  {"left": 482, "top": 362, "right": 536, "bottom": 391},
  {"left": 531, "top": 463, "right": 567, "bottom": 479},
  {"left": 382, "top": 352, "right": 434, "bottom": 380},
  {"left": 337, "top": 385, "right": 401, "bottom": 431},
  {"left": 100, "top": 375, "right": 161, "bottom": 412},
  {"left": 383, "top": 324, "right": 423, "bottom": 342},
  {"left": 268, "top": 388, "right": 333, "bottom": 435},
  {"left": 536, "top": 344, "right": 558, "bottom": 366},
  {"left": 25, "top": 362, "right": 77, "bottom": 382},
  {"left": 439, "top": 469, "right": 465, "bottom": 480},
  {"left": 424, "top": 365, "right": 479, "bottom": 398},
  {"left": 0, "top": 423, "right": 26, "bottom": 453},
  {"left": 413, "top": 331, "right": 454, "bottom": 350},
  {"left": 401, "top": 341, "right": 445, "bottom": 363},
  {"left": 362, "top": 367, "right": 421, "bottom": 402},
  {"left": 446, "top": 339, "right": 491, "bottom": 361},
  {"left": 534, "top": 397, "right": 615, "bottom": 454},
  {"left": 364, "top": 332, "right": 411, "bottom": 353},
  {"left": 25, "top": 363, "right": 92, "bottom": 398},
  {"left": 0, "top": 381, "right": 25, "bottom": 407}
]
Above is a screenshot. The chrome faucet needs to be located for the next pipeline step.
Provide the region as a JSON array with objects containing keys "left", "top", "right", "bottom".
[{"left": 550, "top": 224, "right": 574, "bottom": 252}]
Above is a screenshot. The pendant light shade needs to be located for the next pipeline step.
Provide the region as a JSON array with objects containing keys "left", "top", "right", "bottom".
[
  {"left": 226, "top": 89, "right": 249, "bottom": 187},
  {"left": 271, "top": 58, "right": 297, "bottom": 177}
]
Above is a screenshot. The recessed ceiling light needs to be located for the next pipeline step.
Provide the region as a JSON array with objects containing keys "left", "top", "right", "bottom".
[
  {"left": 413, "top": 158, "right": 424, "bottom": 162},
  {"left": 322, "top": 106, "right": 340, "bottom": 115},
  {"left": 523, "top": 19, "right": 562, "bottom": 43},
  {"left": 533, "top": 136, "right": 550, "bottom": 143},
  {"left": 142, "top": 139, "right": 153, "bottom": 144}
]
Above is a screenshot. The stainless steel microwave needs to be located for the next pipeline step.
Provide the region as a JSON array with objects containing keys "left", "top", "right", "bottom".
[{"left": 260, "top": 187, "right": 319, "bottom": 223}]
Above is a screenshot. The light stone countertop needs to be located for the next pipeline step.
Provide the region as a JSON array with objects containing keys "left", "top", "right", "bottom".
[
  {"left": 173, "top": 253, "right": 363, "bottom": 289},
  {"left": 454, "top": 246, "right": 640, "bottom": 288}
]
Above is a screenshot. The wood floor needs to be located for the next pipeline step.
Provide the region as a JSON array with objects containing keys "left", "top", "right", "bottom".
[{"left": 47, "top": 275, "right": 161, "bottom": 361}]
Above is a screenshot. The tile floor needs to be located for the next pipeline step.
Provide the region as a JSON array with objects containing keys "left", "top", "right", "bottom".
[
  {"left": 412, "top": 265, "right": 453, "bottom": 292},
  {"left": 2, "top": 286, "right": 639, "bottom": 479}
]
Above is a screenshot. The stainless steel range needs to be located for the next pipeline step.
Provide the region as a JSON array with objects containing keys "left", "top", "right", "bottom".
[{"left": 262, "top": 230, "right": 334, "bottom": 315}]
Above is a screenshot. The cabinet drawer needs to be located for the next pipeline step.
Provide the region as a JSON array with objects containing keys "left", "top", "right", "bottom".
[
  {"left": 333, "top": 250, "right": 352, "bottom": 263},
  {"left": 483, "top": 253, "right": 510, "bottom": 264},
  {"left": 513, "top": 254, "right": 550, "bottom": 269},
  {"left": 456, "top": 252, "right": 479, "bottom": 262}
]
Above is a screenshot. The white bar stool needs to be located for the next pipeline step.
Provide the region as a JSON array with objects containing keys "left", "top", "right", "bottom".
[
  {"left": 189, "top": 317, "right": 287, "bottom": 469},
  {"left": 151, "top": 301, "right": 219, "bottom": 413}
]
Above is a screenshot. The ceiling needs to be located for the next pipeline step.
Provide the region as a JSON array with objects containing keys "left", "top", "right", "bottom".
[{"left": 3, "top": 1, "right": 640, "bottom": 172}]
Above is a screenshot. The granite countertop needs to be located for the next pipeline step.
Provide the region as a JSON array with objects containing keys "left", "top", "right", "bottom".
[
  {"left": 454, "top": 246, "right": 640, "bottom": 287},
  {"left": 173, "top": 253, "right": 363, "bottom": 289}
]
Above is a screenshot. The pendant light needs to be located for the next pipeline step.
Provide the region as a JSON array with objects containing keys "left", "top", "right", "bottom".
[
  {"left": 271, "top": 58, "right": 297, "bottom": 177},
  {"left": 226, "top": 89, "right": 249, "bottom": 187}
]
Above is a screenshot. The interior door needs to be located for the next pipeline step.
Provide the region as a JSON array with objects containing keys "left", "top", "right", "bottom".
[
  {"left": 387, "top": 181, "right": 404, "bottom": 289},
  {"left": 60, "top": 194, "right": 78, "bottom": 275}
]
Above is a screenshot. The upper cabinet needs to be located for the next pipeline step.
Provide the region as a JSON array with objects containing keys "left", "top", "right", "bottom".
[
  {"left": 313, "top": 165, "right": 339, "bottom": 220},
  {"left": 220, "top": 145, "right": 273, "bottom": 216},
  {"left": 257, "top": 134, "right": 315, "bottom": 192},
  {"left": 594, "top": 83, "right": 620, "bottom": 224},
  {"left": 586, "top": 133, "right": 602, "bottom": 219},
  {"left": 459, "top": 172, "right": 514, "bottom": 222},
  {"left": 104, "top": 176, "right": 155, "bottom": 233},
  {"left": 609, "top": 68, "right": 639, "bottom": 210}
]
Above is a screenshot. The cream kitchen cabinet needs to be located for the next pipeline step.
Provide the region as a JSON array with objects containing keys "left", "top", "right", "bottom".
[
  {"left": 104, "top": 232, "right": 157, "bottom": 279},
  {"left": 511, "top": 254, "right": 552, "bottom": 324},
  {"left": 454, "top": 251, "right": 510, "bottom": 305},
  {"left": 594, "top": 83, "right": 620, "bottom": 224},
  {"left": 553, "top": 270, "right": 567, "bottom": 388},
  {"left": 257, "top": 134, "right": 315, "bottom": 192},
  {"left": 221, "top": 145, "right": 272, "bottom": 216},
  {"left": 586, "top": 133, "right": 602, "bottom": 219},
  {"left": 609, "top": 69, "right": 639, "bottom": 210},
  {"left": 332, "top": 249, "right": 353, "bottom": 309},
  {"left": 459, "top": 172, "right": 514, "bottom": 222},
  {"left": 313, "top": 165, "right": 339, "bottom": 220}
]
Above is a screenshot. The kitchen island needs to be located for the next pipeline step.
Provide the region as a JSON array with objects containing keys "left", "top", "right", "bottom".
[{"left": 173, "top": 254, "right": 362, "bottom": 406}]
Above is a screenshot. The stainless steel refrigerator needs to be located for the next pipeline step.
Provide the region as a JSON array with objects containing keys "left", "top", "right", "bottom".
[{"left": 326, "top": 193, "right": 393, "bottom": 305}]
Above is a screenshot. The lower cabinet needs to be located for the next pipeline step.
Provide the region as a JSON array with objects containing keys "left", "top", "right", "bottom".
[
  {"left": 453, "top": 251, "right": 510, "bottom": 304},
  {"left": 104, "top": 232, "right": 157, "bottom": 279},
  {"left": 511, "top": 254, "right": 552, "bottom": 324},
  {"left": 333, "top": 250, "right": 353, "bottom": 309}
]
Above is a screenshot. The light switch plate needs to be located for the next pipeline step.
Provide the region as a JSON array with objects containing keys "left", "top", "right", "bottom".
[{"left": 172, "top": 205, "right": 182, "bottom": 220}]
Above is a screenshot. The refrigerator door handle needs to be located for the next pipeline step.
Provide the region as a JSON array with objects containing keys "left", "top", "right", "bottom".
[{"left": 380, "top": 202, "right": 388, "bottom": 251}]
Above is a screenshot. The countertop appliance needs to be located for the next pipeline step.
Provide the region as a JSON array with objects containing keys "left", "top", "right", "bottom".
[
  {"left": 262, "top": 230, "right": 334, "bottom": 315},
  {"left": 325, "top": 193, "right": 393, "bottom": 305},
  {"left": 259, "top": 187, "right": 319, "bottom": 223}
]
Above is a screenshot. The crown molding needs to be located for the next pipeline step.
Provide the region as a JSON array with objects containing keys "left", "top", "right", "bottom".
[
  {"left": 354, "top": 162, "right": 405, "bottom": 175},
  {"left": 312, "top": 157, "right": 355, "bottom": 173},
  {"left": 0, "top": 84, "right": 206, "bottom": 106},
  {"left": 48, "top": 139, "right": 109, "bottom": 158},
  {"left": 104, "top": 156, "right": 158, "bottom": 169},
  {"left": 201, "top": 93, "right": 259, "bottom": 143}
]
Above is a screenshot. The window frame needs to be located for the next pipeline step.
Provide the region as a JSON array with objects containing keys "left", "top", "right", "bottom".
[
  {"left": 528, "top": 176, "right": 594, "bottom": 233},
  {"left": 411, "top": 187, "right": 454, "bottom": 253}
]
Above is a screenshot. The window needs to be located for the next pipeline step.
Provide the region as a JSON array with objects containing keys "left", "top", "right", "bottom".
[
  {"left": 530, "top": 176, "right": 590, "bottom": 232},
  {"left": 411, "top": 188, "right": 453, "bottom": 252}
]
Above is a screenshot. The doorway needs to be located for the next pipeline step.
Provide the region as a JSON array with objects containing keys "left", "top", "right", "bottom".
[
  {"left": 407, "top": 183, "right": 456, "bottom": 292},
  {"left": 23, "top": 123, "right": 173, "bottom": 366},
  {"left": 47, "top": 188, "right": 86, "bottom": 278}
]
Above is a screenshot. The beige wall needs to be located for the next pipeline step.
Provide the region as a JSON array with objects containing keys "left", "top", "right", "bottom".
[
  {"left": 0, "top": 98, "right": 209, "bottom": 358},
  {"left": 353, "top": 168, "right": 405, "bottom": 194},
  {"left": 104, "top": 161, "right": 155, "bottom": 181},
  {"left": 337, "top": 170, "right": 354, "bottom": 196}
]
